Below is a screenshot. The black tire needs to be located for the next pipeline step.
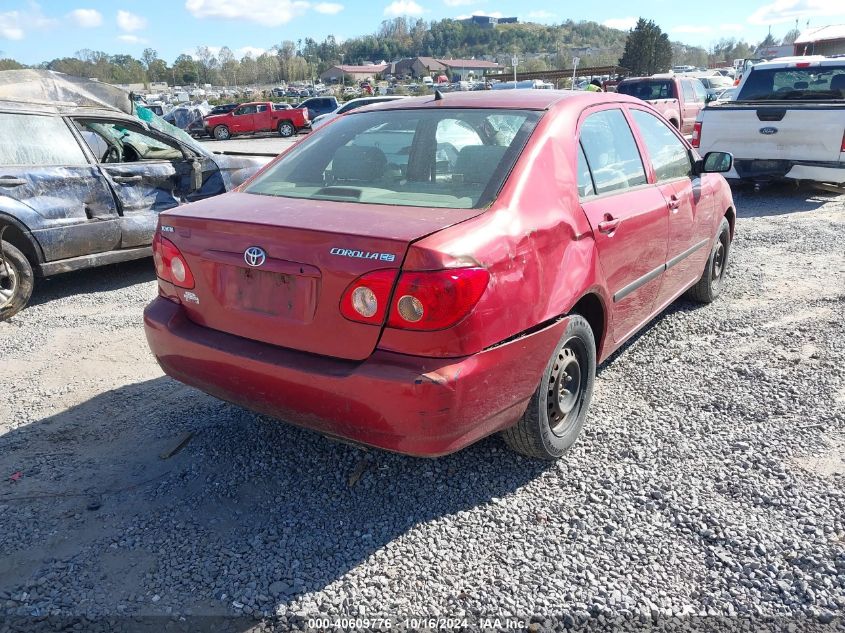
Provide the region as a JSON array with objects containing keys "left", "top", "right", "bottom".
[
  {"left": 278, "top": 121, "right": 295, "bottom": 138},
  {"left": 213, "top": 125, "right": 230, "bottom": 141},
  {"left": 0, "top": 240, "right": 34, "bottom": 321},
  {"left": 687, "top": 217, "right": 731, "bottom": 304},
  {"left": 669, "top": 119, "right": 679, "bottom": 129},
  {"left": 501, "top": 315, "right": 596, "bottom": 460}
]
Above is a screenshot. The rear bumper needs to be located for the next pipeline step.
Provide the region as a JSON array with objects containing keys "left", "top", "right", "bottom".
[
  {"left": 143, "top": 298, "right": 565, "bottom": 457},
  {"left": 729, "top": 159, "right": 845, "bottom": 183}
]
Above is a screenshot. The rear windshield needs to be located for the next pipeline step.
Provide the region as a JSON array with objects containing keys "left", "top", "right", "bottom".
[
  {"left": 244, "top": 108, "right": 540, "bottom": 209},
  {"left": 738, "top": 65, "right": 845, "bottom": 101},
  {"left": 617, "top": 80, "right": 673, "bottom": 100}
]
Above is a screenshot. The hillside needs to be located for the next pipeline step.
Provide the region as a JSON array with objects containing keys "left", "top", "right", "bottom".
[{"left": 8, "top": 16, "right": 717, "bottom": 87}]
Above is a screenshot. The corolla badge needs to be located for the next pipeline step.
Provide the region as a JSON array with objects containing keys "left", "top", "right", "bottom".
[
  {"left": 330, "top": 247, "right": 396, "bottom": 262},
  {"left": 759, "top": 126, "right": 778, "bottom": 135},
  {"left": 244, "top": 246, "right": 266, "bottom": 267}
]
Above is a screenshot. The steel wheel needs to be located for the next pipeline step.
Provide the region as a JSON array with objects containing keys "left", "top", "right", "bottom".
[
  {"left": 500, "top": 315, "right": 597, "bottom": 460},
  {"left": 711, "top": 232, "right": 727, "bottom": 285},
  {"left": 686, "top": 217, "right": 731, "bottom": 304},
  {"left": 546, "top": 338, "right": 589, "bottom": 438},
  {"left": 213, "top": 126, "right": 230, "bottom": 141}
]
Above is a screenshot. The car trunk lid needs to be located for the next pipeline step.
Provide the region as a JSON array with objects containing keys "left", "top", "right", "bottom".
[{"left": 159, "top": 191, "right": 483, "bottom": 360}]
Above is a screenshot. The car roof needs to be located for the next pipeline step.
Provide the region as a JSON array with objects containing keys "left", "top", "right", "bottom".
[
  {"left": 358, "top": 89, "right": 634, "bottom": 112},
  {"left": 348, "top": 95, "right": 406, "bottom": 104},
  {"left": 0, "top": 98, "right": 138, "bottom": 122},
  {"left": 750, "top": 55, "right": 845, "bottom": 68}
]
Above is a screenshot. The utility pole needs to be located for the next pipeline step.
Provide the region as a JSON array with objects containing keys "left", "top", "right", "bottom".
[{"left": 572, "top": 57, "right": 580, "bottom": 90}]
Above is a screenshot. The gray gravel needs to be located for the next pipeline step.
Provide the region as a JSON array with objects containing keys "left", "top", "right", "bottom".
[
  {"left": 0, "top": 183, "right": 843, "bottom": 631},
  {"left": 199, "top": 134, "right": 300, "bottom": 155}
]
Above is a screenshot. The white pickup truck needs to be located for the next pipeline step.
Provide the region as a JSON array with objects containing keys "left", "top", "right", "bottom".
[{"left": 693, "top": 56, "right": 845, "bottom": 184}]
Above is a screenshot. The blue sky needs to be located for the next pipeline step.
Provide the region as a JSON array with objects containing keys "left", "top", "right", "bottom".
[{"left": 1, "top": 0, "right": 843, "bottom": 64}]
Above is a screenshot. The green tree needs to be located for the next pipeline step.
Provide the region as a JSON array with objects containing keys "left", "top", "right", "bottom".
[
  {"left": 194, "top": 46, "right": 217, "bottom": 84},
  {"left": 758, "top": 32, "right": 777, "bottom": 48},
  {"left": 218, "top": 46, "right": 237, "bottom": 85},
  {"left": 619, "top": 18, "right": 672, "bottom": 75},
  {"left": 172, "top": 54, "right": 198, "bottom": 85},
  {"left": 0, "top": 58, "right": 25, "bottom": 70}
]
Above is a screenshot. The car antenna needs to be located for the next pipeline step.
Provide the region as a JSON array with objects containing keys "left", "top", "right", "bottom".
[{"left": 434, "top": 89, "right": 444, "bottom": 101}]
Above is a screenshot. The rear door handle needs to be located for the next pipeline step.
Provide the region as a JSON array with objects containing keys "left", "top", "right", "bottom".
[
  {"left": 597, "top": 216, "right": 621, "bottom": 234},
  {"left": 0, "top": 177, "right": 26, "bottom": 187},
  {"left": 112, "top": 175, "right": 143, "bottom": 183},
  {"left": 668, "top": 195, "right": 681, "bottom": 211}
]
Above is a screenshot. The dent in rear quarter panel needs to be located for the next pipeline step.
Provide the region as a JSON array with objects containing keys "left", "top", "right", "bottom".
[{"left": 377, "top": 103, "right": 612, "bottom": 359}]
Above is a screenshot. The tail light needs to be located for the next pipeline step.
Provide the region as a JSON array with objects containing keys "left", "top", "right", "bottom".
[
  {"left": 152, "top": 232, "right": 195, "bottom": 289},
  {"left": 691, "top": 121, "right": 702, "bottom": 148},
  {"left": 841, "top": 130, "right": 845, "bottom": 152},
  {"left": 340, "top": 268, "right": 489, "bottom": 331},
  {"left": 339, "top": 270, "right": 396, "bottom": 324}
]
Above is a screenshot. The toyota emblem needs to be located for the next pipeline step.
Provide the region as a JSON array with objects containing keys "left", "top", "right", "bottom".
[{"left": 244, "top": 246, "right": 266, "bottom": 267}]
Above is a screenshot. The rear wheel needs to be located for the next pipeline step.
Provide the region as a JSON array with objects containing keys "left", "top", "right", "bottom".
[
  {"left": 687, "top": 217, "right": 731, "bottom": 303},
  {"left": 278, "top": 121, "right": 295, "bottom": 137},
  {"left": 213, "top": 125, "right": 230, "bottom": 141},
  {"left": 501, "top": 315, "right": 596, "bottom": 460},
  {"left": 0, "top": 240, "right": 34, "bottom": 321}
]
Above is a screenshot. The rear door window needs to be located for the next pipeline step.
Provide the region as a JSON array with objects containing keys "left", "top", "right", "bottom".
[
  {"left": 577, "top": 143, "right": 596, "bottom": 198},
  {"left": 630, "top": 110, "right": 692, "bottom": 182},
  {"left": 0, "top": 113, "right": 88, "bottom": 166},
  {"left": 578, "top": 109, "right": 647, "bottom": 195}
]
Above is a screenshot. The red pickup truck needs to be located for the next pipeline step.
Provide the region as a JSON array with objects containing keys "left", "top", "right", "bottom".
[
  {"left": 616, "top": 76, "right": 707, "bottom": 135},
  {"left": 204, "top": 102, "right": 310, "bottom": 140}
]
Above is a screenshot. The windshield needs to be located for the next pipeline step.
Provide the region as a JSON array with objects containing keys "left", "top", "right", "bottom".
[
  {"left": 617, "top": 80, "right": 673, "bottom": 100},
  {"left": 738, "top": 66, "right": 845, "bottom": 101},
  {"left": 244, "top": 108, "right": 540, "bottom": 209}
]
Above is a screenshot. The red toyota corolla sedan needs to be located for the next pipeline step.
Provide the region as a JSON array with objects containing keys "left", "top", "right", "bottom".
[{"left": 144, "top": 91, "right": 735, "bottom": 460}]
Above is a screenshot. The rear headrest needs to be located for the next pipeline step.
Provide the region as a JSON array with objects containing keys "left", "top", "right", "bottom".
[
  {"left": 830, "top": 74, "right": 845, "bottom": 93},
  {"left": 332, "top": 145, "right": 387, "bottom": 181},
  {"left": 454, "top": 145, "right": 507, "bottom": 184}
]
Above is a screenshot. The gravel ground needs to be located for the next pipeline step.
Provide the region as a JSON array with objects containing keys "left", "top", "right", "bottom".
[{"left": 0, "top": 183, "right": 843, "bottom": 632}]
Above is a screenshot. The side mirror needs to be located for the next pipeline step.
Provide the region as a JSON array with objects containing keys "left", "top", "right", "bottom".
[{"left": 702, "top": 151, "right": 733, "bottom": 173}]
